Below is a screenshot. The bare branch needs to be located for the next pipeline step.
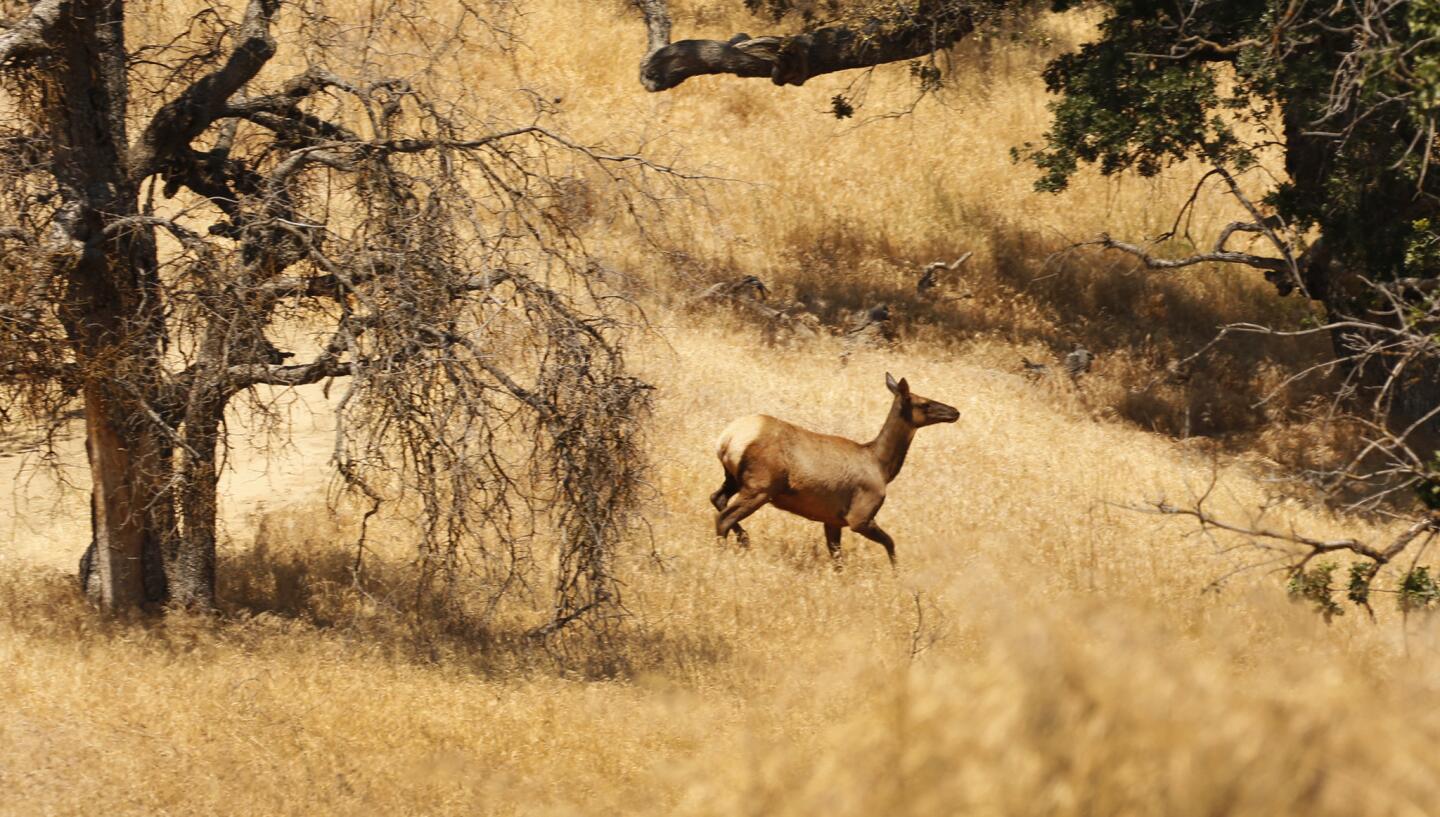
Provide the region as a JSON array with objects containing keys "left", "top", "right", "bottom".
[
  {"left": 226, "top": 356, "right": 351, "bottom": 388},
  {"left": 1149, "top": 500, "right": 1388, "bottom": 561},
  {"left": 1088, "top": 232, "right": 1289, "bottom": 273},
  {"left": 225, "top": 68, "right": 363, "bottom": 143}
]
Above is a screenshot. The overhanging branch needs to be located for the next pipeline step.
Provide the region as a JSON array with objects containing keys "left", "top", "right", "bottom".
[
  {"left": 1089, "top": 232, "right": 1289, "bottom": 273},
  {"left": 633, "top": 0, "right": 972, "bottom": 91}
]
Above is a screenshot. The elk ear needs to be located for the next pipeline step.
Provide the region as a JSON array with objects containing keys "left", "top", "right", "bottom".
[{"left": 886, "top": 372, "right": 909, "bottom": 396}]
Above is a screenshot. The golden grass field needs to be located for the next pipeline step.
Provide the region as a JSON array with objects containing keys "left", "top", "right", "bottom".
[{"left": 4, "top": 1, "right": 1440, "bottom": 815}]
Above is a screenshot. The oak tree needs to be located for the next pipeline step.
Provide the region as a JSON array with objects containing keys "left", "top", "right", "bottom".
[{"left": 0, "top": 0, "right": 658, "bottom": 622}]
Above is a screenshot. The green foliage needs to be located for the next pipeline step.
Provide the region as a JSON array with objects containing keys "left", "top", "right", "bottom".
[
  {"left": 1024, "top": 0, "right": 1259, "bottom": 192},
  {"left": 1347, "top": 562, "right": 1379, "bottom": 609},
  {"left": 1023, "top": 0, "right": 1440, "bottom": 288},
  {"left": 1404, "top": 219, "right": 1440, "bottom": 278},
  {"left": 1420, "top": 464, "right": 1440, "bottom": 510},
  {"left": 1406, "top": 1, "right": 1440, "bottom": 120},
  {"left": 1287, "top": 562, "right": 1343, "bottom": 621},
  {"left": 1399, "top": 566, "right": 1440, "bottom": 613}
]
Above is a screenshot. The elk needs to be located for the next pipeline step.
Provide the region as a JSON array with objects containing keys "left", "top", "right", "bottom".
[{"left": 710, "top": 373, "right": 959, "bottom": 565}]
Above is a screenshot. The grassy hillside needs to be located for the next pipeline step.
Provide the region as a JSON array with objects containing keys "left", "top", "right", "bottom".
[
  {"left": 3, "top": 328, "right": 1436, "bottom": 816},
  {"left": 3, "top": 2, "right": 1433, "bottom": 815}
]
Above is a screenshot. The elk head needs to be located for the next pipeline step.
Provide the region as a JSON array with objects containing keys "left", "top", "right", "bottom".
[{"left": 886, "top": 372, "right": 959, "bottom": 427}]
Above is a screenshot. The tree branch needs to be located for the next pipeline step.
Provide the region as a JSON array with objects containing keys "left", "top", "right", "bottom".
[
  {"left": 225, "top": 68, "right": 362, "bottom": 144},
  {"left": 1089, "top": 232, "right": 1290, "bottom": 273},
  {"left": 0, "top": 0, "right": 67, "bottom": 67},
  {"left": 226, "top": 356, "right": 352, "bottom": 388},
  {"left": 634, "top": 0, "right": 972, "bottom": 91},
  {"left": 130, "top": 0, "right": 282, "bottom": 182},
  {"left": 633, "top": 0, "right": 671, "bottom": 56},
  {"left": 1148, "top": 496, "right": 1440, "bottom": 580}
]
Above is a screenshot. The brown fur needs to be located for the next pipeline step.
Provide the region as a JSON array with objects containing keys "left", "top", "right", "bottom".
[{"left": 711, "top": 373, "right": 959, "bottom": 565}]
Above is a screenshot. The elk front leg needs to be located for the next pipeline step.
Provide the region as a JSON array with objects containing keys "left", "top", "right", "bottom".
[
  {"left": 852, "top": 522, "right": 896, "bottom": 566},
  {"left": 845, "top": 493, "right": 894, "bottom": 566},
  {"left": 824, "top": 523, "right": 843, "bottom": 569}
]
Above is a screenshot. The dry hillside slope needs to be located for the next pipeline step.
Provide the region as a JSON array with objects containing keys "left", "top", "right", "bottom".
[{"left": 4, "top": 328, "right": 1439, "bottom": 816}]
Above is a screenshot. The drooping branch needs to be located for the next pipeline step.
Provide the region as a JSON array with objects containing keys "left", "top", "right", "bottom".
[
  {"left": 633, "top": 0, "right": 973, "bottom": 91},
  {"left": 0, "top": 0, "right": 68, "bottom": 67}
]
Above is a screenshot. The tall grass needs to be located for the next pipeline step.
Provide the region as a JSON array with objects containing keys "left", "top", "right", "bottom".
[{"left": 3, "top": 329, "right": 1436, "bottom": 816}]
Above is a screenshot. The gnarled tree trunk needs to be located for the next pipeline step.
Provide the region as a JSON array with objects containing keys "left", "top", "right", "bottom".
[{"left": 40, "top": 0, "right": 172, "bottom": 612}]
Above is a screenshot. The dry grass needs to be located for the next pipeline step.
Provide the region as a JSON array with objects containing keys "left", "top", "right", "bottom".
[
  {"left": 2, "top": 1, "right": 1431, "bottom": 815},
  {"left": 5, "top": 329, "right": 1440, "bottom": 816}
]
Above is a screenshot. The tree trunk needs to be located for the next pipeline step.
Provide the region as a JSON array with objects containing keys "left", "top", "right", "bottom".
[
  {"left": 1282, "top": 104, "right": 1440, "bottom": 452},
  {"left": 42, "top": 0, "right": 174, "bottom": 613},
  {"left": 170, "top": 400, "right": 224, "bottom": 609},
  {"left": 81, "top": 385, "right": 171, "bottom": 609}
]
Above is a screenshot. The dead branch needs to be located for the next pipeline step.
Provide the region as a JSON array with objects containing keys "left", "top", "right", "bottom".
[
  {"left": 918, "top": 251, "right": 972, "bottom": 295},
  {"left": 1089, "top": 232, "right": 1288, "bottom": 273},
  {"left": 130, "top": 0, "right": 282, "bottom": 182}
]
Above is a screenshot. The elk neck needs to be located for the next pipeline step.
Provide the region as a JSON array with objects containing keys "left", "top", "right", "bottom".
[{"left": 867, "top": 395, "right": 916, "bottom": 483}]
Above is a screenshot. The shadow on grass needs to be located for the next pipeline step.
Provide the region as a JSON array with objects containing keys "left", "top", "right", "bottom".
[
  {"left": 207, "top": 511, "right": 734, "bottom": 681},
  {"left": 0, "top": 514, "right": 732, "bottom": 684},
  {"left": 693, "top": 213, "right": 1337, "bottom": 445}
]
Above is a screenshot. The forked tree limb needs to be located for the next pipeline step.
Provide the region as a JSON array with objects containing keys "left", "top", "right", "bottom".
[
  {"left": 1150, "top": 500, "right": 1440, "bottom": 568},
  {"left": 226, "top": 68, "right": 363, "bottom": 143},
  {"left": 0, "top": 0, "right": 68, "bottom": 66},
  {"left": 633, "top": 0, "right": 971, "bottom": 91},
  {"left": 130, "top": 0, "right": 282, "bottom": 182},
  {"left": 634, "top": 0, "right": 671, "bottom": 55}
]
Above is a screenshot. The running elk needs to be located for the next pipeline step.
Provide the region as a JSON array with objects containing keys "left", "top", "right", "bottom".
[{"left": 710, "top": 373, "right": 959, "bottom": 565}]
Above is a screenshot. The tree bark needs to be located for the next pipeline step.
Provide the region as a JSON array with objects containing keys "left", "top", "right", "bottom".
[
  {"left": 42, "top": 0, "right": 172, "bottom": 612},
  {"left": 170, "top": 398, "right": 223, "bottom": 609}
]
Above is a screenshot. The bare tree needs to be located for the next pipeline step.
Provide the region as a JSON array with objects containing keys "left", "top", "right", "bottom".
[{"left": 0, "top": 0, "right": 672, "bottom": 622}]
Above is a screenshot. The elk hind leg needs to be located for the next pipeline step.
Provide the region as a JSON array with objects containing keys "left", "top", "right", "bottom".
[
  {"left": 711, "top": 472, "right": 749, "bottom": 546},
  {"left": 710, "top": 471, "right": 738, "bottom": 512},
  {"left": 716, "top": 489, "right": 769, "bottom": 547}
]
